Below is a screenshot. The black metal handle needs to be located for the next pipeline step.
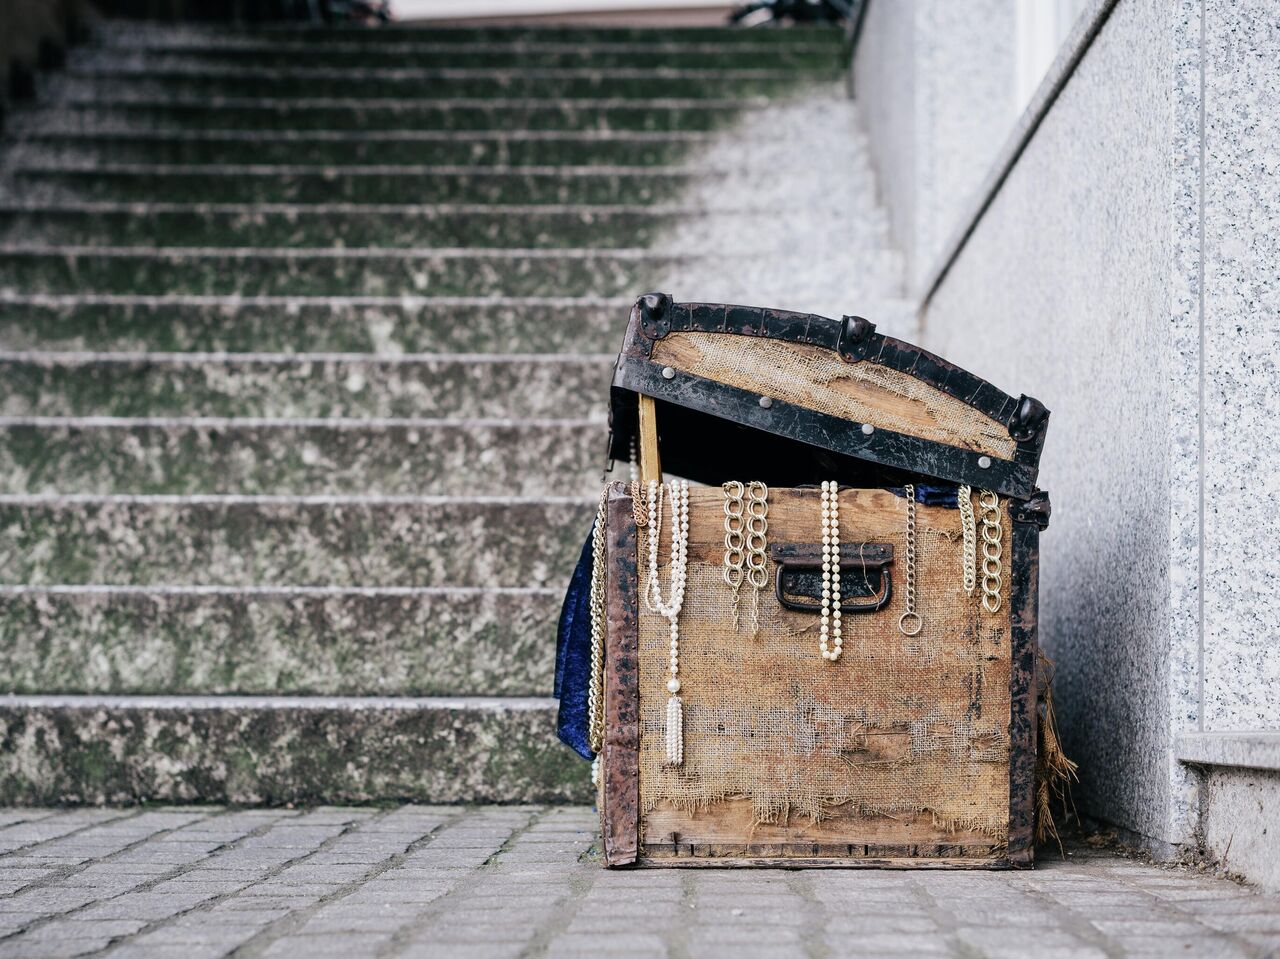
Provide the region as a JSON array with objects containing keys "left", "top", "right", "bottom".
[{"left": 769, "top": 542, "right": 894, "bottom": 614}]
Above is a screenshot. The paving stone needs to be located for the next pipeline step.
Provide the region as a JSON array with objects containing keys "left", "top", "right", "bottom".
[
  {"left": 1109, "top": 935, "right": 1252, "bottom": 957},
  {"left": 0, "top": 807, "right": 1276, "bottom": 957},
  {"left": 260, "top": 932, "right": 396, "bottom": 956},
  {"left": 546, "top": 932, "right": 668, "bottom": 957},
  {"left": 824, "top": 933, "right": 952, "bottom": 956},
  {"left": 124, "top": 923, "right": 265, "bottom": 944},
  {"left": 1199, "top": 911, "right": 1280, "bottom": 932},
  {"left": 20, "top": 917, "right": 150, "bottom": 939},
  {"left": 397, "top": 944, "right": 526, "bottom": 959},
  {"left": 193, "top": 907, "right": 294, "bottom": 923},
  {"left": 687, "top": 945, "right": 806, "bottom": 959},
  {"left": 101, "top": 945, "right": 231, "bottom": 959},
  {"left": 0, "top": 887, "right": 103, "bottom": 913},
  {"left": 823, "top": 914, "right": 940, "bottom": 934},
  {"left": 954, "top": 927, "right": 1107, "bottom": 959},
  {"left": 0, "top": 937, "right": 114, "bottom": 958}
]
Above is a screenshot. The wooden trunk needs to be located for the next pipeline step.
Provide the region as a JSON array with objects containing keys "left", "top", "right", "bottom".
[
  {"left": 600, "top": 484, "right": 1041, "bottom": 868},
  {"left": 601, "top": 295, "right": 1051, "bottom": 869}
]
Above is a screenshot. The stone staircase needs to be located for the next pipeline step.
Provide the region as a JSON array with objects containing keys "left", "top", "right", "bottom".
[{"left": 0, "top": 21, "right": 907, "bottom": 805}]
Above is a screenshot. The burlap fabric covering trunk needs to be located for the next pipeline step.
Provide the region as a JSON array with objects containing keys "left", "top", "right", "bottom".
[
  {"left": 637, "top": 487, "right": 1013, "bottom": 842},
  {"left": 649, "top": 332, "right": 1020, "bottom": 460}
]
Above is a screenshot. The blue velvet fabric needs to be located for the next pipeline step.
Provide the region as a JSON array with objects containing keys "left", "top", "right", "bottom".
[
  {"left": 891, "top": 484, "right": 960, "bottom": 508},
  {"left": 555, "top": 524, "right": 596, "bottom": 761}
]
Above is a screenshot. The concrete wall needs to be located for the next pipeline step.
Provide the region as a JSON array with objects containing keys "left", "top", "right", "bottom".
[
  {"left": 853, "top": 0, "right": 1017, "bottom": 294},
  {"left": 920, "top": 0, "right": 1195, "bottom": 850},
  {"left": 853, "top": 0, "right": 1280, "bottom": 876},
  {"left": 1197, "top": 0, "right": 1280, "bottom": 735}
]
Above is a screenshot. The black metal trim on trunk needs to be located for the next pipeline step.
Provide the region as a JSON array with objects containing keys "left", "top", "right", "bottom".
[
  {"left": 1005, "top": 516, "right": 1040, "bottom": 866},
  {"left": 620, "top": 295, "right": 1050, "bottom": 468},
  {"left": 612, "top": 358, "right": 1039, "bottom": 498}
]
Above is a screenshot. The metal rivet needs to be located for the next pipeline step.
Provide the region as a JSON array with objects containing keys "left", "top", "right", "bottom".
[
  {"left": 861, "top": 423, "right": 874, "bottom": 435},
  {"left": 661, "top": 366, "right": 675, "bottom": 380},
  {"left": 978, "top": 455, "right": 992, "bottom": 469},
  {"left": 759, "top": 396, "right": 773, "bottom": 409}
]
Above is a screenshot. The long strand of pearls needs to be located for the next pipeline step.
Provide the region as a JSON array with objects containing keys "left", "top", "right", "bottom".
[
  {"left": 819, "top": 480, "right": 843, "bottom": 662},
  {"left": 645, "top": 479, "right": 690, "bottom": 765}
]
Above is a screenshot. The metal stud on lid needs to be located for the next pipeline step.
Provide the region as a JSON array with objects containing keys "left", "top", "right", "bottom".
[
  {"left": 661, "top": 366, "right": 676, "bottom": 379},
  {"left": 978, "top": 456, "right": 992, "bottom": 469},
  {"left": 759, "top": 396, "right": 773, "bottom": 409},
  {"left": 861, "top": 423, "right": 874, "bottom": 435}
]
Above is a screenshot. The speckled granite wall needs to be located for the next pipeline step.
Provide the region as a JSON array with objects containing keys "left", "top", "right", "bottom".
[
  {"left": 917, "top": 0, "right": 1200, "bottom": 848},
  {"left": 1199, "top": 0, "right": 1280, "bottom": 732},
  {"left": 852, "top": 0, "right": 918, "bottom": 278},
  {"left": 855, "top": 0, "right": 1280, "bottom": 865},
  {"left": 853, "top": 0, "right": 1017, "bottom": 293}
]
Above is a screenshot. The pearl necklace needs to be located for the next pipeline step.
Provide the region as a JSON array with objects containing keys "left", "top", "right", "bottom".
[
  {"left": 645, "top": 479, "right": 690, "bottom": 765},
  {"left": 819, "top": 480, "right": 843, "bottom": 661}
]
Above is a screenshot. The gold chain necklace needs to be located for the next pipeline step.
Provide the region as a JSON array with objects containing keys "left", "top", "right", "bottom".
[
  {"left": 958, "top": 484, "right": 977, "bottom": 596},
  {"left": 979, "top": 489, "right": 1003, "bottom": 613},
  {"left": 722, "top": 481, "right": 746, "bottom": 629},
  {"left": 898, "top": 484, "right": 923, "bottom": 636},
  {"left": 744, "top": 481, "right": 769, "bottom": 635},
  {"left": 587, "top": 485, "right": 609, "bottom": 785}
]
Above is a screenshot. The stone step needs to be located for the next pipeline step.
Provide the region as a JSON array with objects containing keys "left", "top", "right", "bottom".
[
  {"left": 92, "top": 23, "right": 843, "bottom": 47},
  {"left": 4, "top": 129, "right": 717, "bottom": 167},
  {"left": 0, "top": 585, "right": 559, "bottom": 697},
  {"left": 0, "top": 694, "right": 589, "bottom": 804},
  {"left": 52, "top": 66, "right": 823, "bottom": 100},
  {"left": 77, "top": 41, "right": 840, "bottom": 70},
  {"left": 0, "top": 495, "right": 593, "bottom": 588},
  {"left": 0, "top": 418, "right": 604, "bottom": 496},
  {"left": 0, "top": 246, "right": 682, "bottom": 297},
  {"left": 0, "top": 202, "right": 702, "bottom": 249},
  {"left": 0, "top": 352, "right": 612, "bottom": 418},
  {"left": 0, "top": 295, "right": 626, "bottom": 353},
  {"left": 9, "top": 97, "right": 766, "bottom": 133},
  {"left": 11, "top": 164, "right": 699, "bottom": 205}
]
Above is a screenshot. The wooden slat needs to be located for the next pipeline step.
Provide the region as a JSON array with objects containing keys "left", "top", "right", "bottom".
[
  {"left": 644, "top": 799, "right": 1004, "bottom": 856},
  {"left": 637, "top": 392, "right": 662, "bottom": 484}
]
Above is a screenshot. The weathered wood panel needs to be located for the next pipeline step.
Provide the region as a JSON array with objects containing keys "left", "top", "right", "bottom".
[
  {"left": 621, "top": 485, "right": 1022, "bottom": 867},
  {"left": 601, "top": 483, "right": 640, "bottom": 867}
]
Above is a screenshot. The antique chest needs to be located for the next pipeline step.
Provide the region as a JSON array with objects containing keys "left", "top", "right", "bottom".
[{"left": 577, "top": 294, "right": 1053, "bottom": 869}]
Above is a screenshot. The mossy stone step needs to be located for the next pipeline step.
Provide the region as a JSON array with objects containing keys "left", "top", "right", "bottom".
[
  {"left": 8, "top": 130, "right": 714, "bottom": 168},
  {"left": 0, "top": 247, "right": 677, "bottom": 297},
  {"left": 99, "top": 24, "right": 842, "bottom": 45},
  {"left": 16, "top": 98, "right": 761, "bottom": 133},
  {"left": 0, "top": 695, "right": 589, "bottom": 804},
  {"left": 56, "top": 68, "right": 820, "bottom": 100},
  {"left": 0, "top": 586, "right": 559, "bottom": 697},
  {"left": 0, "top": 203, "right": 692, "bottom": 249},
  {"left": 14, "top": 165, "right": 696, "bottom": 205},
  {"left": 0, "top": 419, "right": 602, "bottom": 496},
  {"left": 0, "top": 496, "right": 593, "bottom": 587},
  {"left": 0, "top": 354, "right": 612, "bottom": 419},
  {"left": 81, "top": 42, "right": 841, "bottom": 70},
  {"left": 0, "top": 296, "right": 625, "bottom": 353}
]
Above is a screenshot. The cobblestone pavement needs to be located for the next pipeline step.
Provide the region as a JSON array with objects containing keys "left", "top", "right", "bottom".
[{"left": 1, "top": 806, "right": 1278, "bottom": 959}]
